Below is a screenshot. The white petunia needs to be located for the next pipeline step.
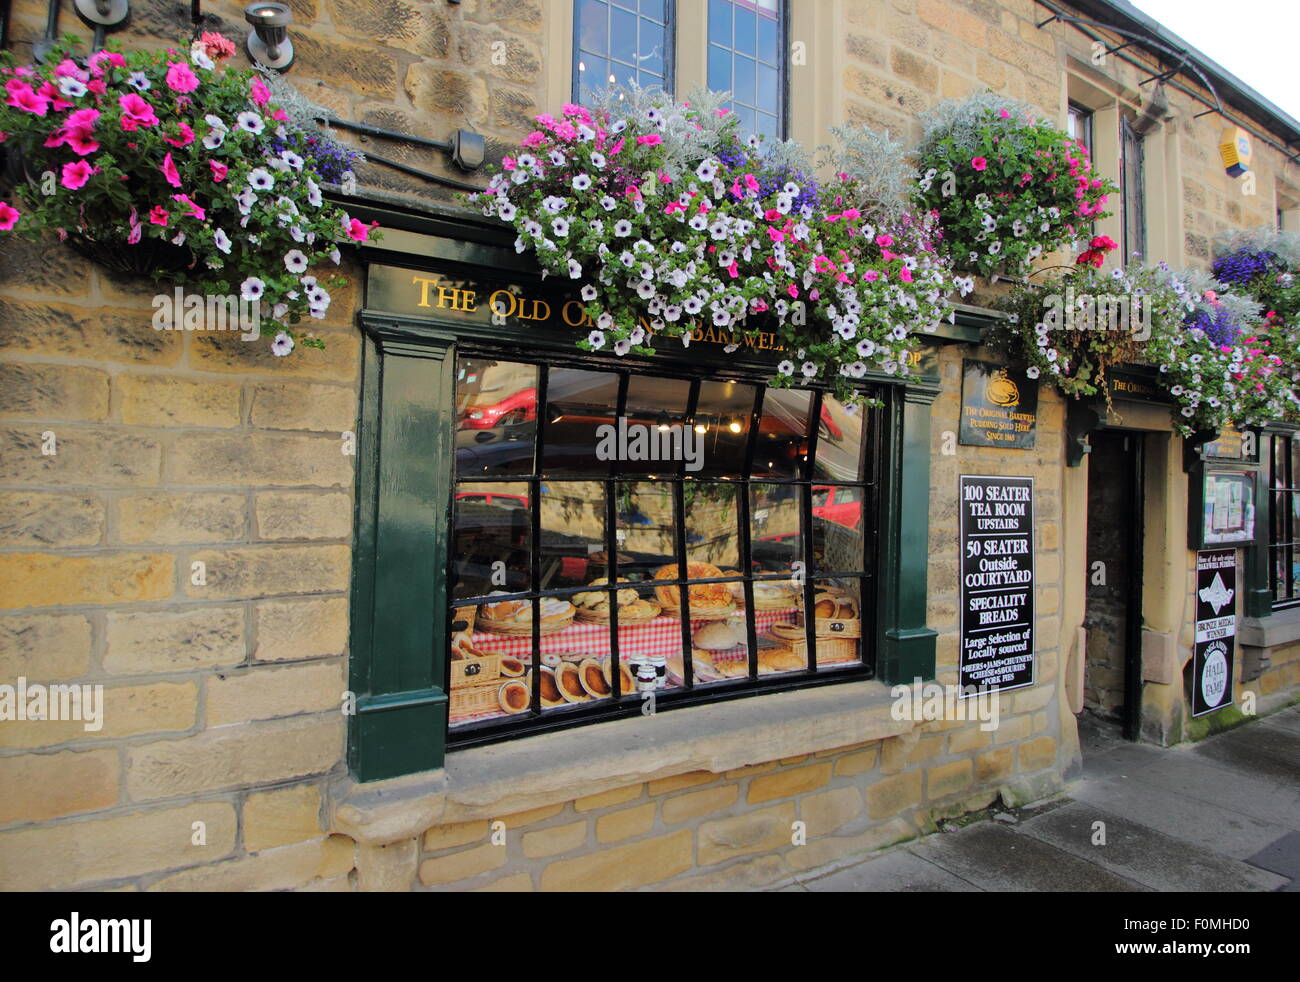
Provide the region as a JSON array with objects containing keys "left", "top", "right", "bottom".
[
  {"left": 271, "top": 331, "right": 295, "bottom": 357},
  {"left": 236, "top": 111, "right": 265, "bottom": 135}
]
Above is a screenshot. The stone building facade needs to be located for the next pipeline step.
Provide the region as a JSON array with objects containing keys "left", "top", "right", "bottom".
[{"left": 1, "top": 0, "right": 1297, "bottom": 892}]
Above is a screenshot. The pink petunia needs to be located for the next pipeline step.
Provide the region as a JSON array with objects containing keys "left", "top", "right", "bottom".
[
  {"left": 863, "top": 270, "right": 880, "bottom": 282},
  {"left": 60, "top": 160, "right": 95, "bottom": 189},
  {"left": 999, "top": 108, "right": 1010, "bottom": 118},
  {"left": 501, "top": 156, "right": 516, "bottom": 171},
  {"left": 163, "top": 122, "right": 195, "bottom": 147},
  {"left": 209, "top": 159, "right": 228, "bottom": 182},
  {"left": 148, "top": 206, "right": 170, "bottom": 226},
  {"left": 250, "top": 77, "right": 271, "bottom": 107},
  {"left": 875, "top": 233, "right": 893, "bottom": 247},
  {"left": 899, "top": 267, "right": 914, "bottom": 283},
  {"left": 521, "top": 131, "right": 545, "bottom": 148},
  {"left": 345, "top": 217, "right": 375, "bottom": 242},
  {"left": 118, "top": 92, "right": 159, "bottom": 130},
  {"left": 160, "top": 152, "right": 182, "bottom": 188},
  {"left": 165, "top": 61, "right": 200, "bottom": 94},
  {"left": 271, "top": 109, "right": 288, "bottom": 122},
  {"left": 728, "top": 261, "right": 739, "bottom": 278},
  {"left": 37, "top": 81, "right": 72, "bottom": 112},
  {"left": 636, "top": 134, "right": 663, "bottom": 146},
  {"left": 0, "top": 201, "right": 19, "bottom": 231},
  {"left": 787, "top": 284, "right": 799, "bottom": 299},
  {"left": 171, "top": 193, "right": 205, "bottom": 220},
  {"left": 88, "top": 50, "right": 126, "bottom": 74},
  {"left": 744, "top": 174, "right": 760, "bottom": 192},
  {"left": 200, "top": 32, "right": 237, "bottom": 61},
  {"left": 5, "top": 80, "right": 49, "bottom": 115},
  {"left": 971, "top": 157, "right": 988, "bottom": 171}
]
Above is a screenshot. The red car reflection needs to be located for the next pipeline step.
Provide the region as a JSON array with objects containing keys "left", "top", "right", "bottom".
[
  {"left": 459, "top": 388, "right": 537, "bottom": 429},
  {"left": 454, "top": 491, "right": 529, "bottom": 509},
  {"left": 812, "top": 485, "right": 862, "bottom": 529}
]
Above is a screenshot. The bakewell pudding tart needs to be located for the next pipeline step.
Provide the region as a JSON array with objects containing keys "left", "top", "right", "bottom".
[{"left": 652, "top": 562, "right": 736, "bottom": 618}]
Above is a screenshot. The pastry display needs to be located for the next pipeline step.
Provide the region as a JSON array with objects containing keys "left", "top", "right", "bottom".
[
  {"left": 556, "top": 661, "right": 592, "bottom": 703},
  {"left": 579, "top": 658, "right": 612, "bottom": 698},
  {"left": 694, "top": 620, "right": 743, "bottom": 651},
  {"left": 758, "top": 646, "right": 805, "bottom": 673},
  {"left": 691, "top": 649, "right": 748, "bottom": 679},
  {"left": 498, "top": 679, "right": 529, "bottom": 714},
  {"left": 541, "top": 652, "right": 563, "bottom": 670},
  {"left": 572, "top": 578, "right": 661, "bottom": 624},
  {"left": 477, "top": 594, "right": 575, "bottom": 636},
  {"left": 751, "top": 580, "right": 800, "bottom": 610},
  {"left": 499, "top": 656, "right": 525, "bottom": 678},
  {"left": 652, "top": 562, "right": 736, "bottom": 618},
  {"left": 526, "top": 667, "right": 567, "bottom": 708}
]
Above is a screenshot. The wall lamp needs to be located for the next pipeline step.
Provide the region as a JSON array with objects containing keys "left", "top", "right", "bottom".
[
  {"left": 71, "top": 0, "right": 130, "bottom": 52},
  {"left": 245, "top": 2, "right": 294, "bottom": 70}
]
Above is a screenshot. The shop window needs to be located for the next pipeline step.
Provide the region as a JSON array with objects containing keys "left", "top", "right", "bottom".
[
  {"left": 573, "top": 0, "right": 674, "bottom": 104},
  {"left": 1268, "top": 431, "right": 1300, "bottom": 608},
  {"left": 447, "top": 358, "right": 880, "bottom": 741},
  {"left": 707, "top": 0, "right": 787, "bottom": 139},
  {"left": 1120, "top": 116, "right": 1146, "bottom": 263},
  {"left": 1067, "top": 103, "right": 1093, "bottom": 155}
]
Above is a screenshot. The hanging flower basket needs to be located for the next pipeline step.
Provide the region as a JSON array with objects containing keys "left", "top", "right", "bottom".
[
  {"left": 0, "top": 33, "right": 379, "bottom": 353},
  {"left": 470, "top": 86, "right": 958, "bottom": 399},
  {"left": 912, "top": 91, "right": 1118, "bottom": 278}
]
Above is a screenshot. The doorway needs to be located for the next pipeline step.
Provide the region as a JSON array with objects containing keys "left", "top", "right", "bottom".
[{"left": 1083, "top": 430, "right": 1146, "bottom": 740}]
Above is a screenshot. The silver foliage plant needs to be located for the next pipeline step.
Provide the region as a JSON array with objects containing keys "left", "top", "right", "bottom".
[
  {"left": 1213, "top": 225, "right": 1300, "bottom": 267},
  {"left": 1175, "top": 264, "right": 1265, "bottom": 327},
  {"left": 819, "top": 123, "right": 915, "bottom": 220},
  {"left": 917, "top": 89, "right": 1046, "bottom": 157}
]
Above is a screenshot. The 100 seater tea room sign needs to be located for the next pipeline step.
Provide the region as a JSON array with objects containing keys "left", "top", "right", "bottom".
[{"left": 960, "top": 475, "right": 1035, "bottom": 694}]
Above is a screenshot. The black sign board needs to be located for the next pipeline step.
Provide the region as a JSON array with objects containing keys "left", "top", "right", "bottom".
[
  {"left": 959, "top": 360, "right": 1038, "bottom": 448},
  {"left": 1106, "top": 368, "right": 1169, "bottom": 403},
  {"left": 1193, "top": 549, "right": 1237, "bottom": 717},
  {"left": 959, "top": 475, "right": 1035, "bottom": 694}
]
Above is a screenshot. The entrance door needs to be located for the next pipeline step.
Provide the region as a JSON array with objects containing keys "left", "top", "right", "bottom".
[{"left": 1083, "top": 430, "right": 1145, "bottom": 740}]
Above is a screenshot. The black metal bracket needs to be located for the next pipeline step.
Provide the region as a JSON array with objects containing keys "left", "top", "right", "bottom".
[
  {"left": 1066, "top": 399, "right": 1106, "bottom": 467},
  {"left": 314, "top": 115, "right": 487, "bottom": 191}
]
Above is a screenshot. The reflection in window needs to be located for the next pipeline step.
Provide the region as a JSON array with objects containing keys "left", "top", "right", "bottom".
[
  {"left": 811, "top": 485, "right": 866, "bottom": 573},
  {"left": 456, "top": 360, "right": 538, "bottom": 478},
  {"left": 574, "top": 0, "right": 672, "bottom": 106},
  {"left": 543, "top": 367, "right": 619, "bottom": 476},
  {"left": 754, "top": 387, "right": 810, "bottom": 478},
  {"left": 707, "top": 0, "right": 785, "bottom": 139},
  {"left": 812, "top": 394, "right": 867, "bottom": 482}
]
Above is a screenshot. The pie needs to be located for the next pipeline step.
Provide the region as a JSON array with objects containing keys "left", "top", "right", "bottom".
[{"left": 653, "top": 562, "right": 734, "bottom": 611}]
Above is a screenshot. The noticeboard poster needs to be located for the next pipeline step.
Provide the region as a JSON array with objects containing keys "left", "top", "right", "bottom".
[
  {"left": 959, "top": 475, "right": 1035, "bottom": 695},
  {"left": 1193, "top": 549, "right": 1237, "bottom": 717}
]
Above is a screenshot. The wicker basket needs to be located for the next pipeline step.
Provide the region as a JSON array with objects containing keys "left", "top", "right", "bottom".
[
  {"left": 575, "top": 600, "right": 661, "bottom": 625},
  {"left": 448, "top": 651, "right": 501, "bottom": 690},
  {"left": 766, "top": 626, "right": 858, "bottom": 664},
  {"left": 658, "top": 600, "right": 737, "bottom": 621},
  {"left": 477, "top": 606, "right": 575, "bottom": 636},
  {"left": 449, "top": 679, "right": 505, "bottom": 720}
]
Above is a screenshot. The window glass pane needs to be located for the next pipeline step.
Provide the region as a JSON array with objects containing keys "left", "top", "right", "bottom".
[
  {"left": 616, "top": 481, "right": 677, "bottom": 579},
  {"left": 540, "top": 481, "right": 607, "bottom": 589},
  {"left": 686, "top": 483, "right": 740, "bottom": 568},
  {"left": 577, "top": 0, "right": 609, "bottom": 52},
  {"left": 753, "top": 388, "right": 810, "bottom": 478},
  {"left": 734, "top": 4, "right": 756, "bottom": 56},
  {"left": 694, "top": 379, "right": 755, "bottom": 475},
  {"left": 622, "top": 374, "right": 692, "bottom": 475},
  {"left": 812, "top": 485, "right": 866, "bottom": 573},
  {"left": 758, "top": 63, "right": 778, "bottom": 112},
  {"left": 708, "top": 0, "right": 732, "bottom": 44},
  {"left": 733, "top": 54, "right": 756, "bottom": 104},
  {"left": 708, "top": 43, "right": 731, "bottom": 92},
  {"left": 689, "top": 609, "right": 750, "bottom": 683},
  {"left": 576, "top": 53, "right": 609, "bottom": 105},
  {"left": 455, "top": 360, "right": 538, "bottom": 478},
  {"left": 750, "top": 482, "right": 801, "bottom": 576},
  {"left": 451, "top": 482, "right": 531, "bottom": 600},
  {"left": 812, "top": 395, "right": 867, "bottom": 481},
  {"left": 542, "top": 368, "right": 618, "bottom": 476},
  {"left": 611, "top": 4, "right": 638, "bottom": 63},
  {"left": 641, "top": 0, "right": 666, "bottom": 18},
  {"left": 757, "top": 6, "right": 778, "bottom": 60},
  {"left": 810, "top": 578, "right": 864, "bottom": 669}
]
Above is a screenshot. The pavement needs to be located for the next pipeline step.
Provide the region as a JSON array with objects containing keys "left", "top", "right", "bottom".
[{"left": 785, "top": 705, "right": 1300, "bottom": 892}]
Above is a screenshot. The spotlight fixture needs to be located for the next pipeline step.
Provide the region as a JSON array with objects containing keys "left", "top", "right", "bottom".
[{"left": 244, "top": 2, "right": 294, "bottom": 70}]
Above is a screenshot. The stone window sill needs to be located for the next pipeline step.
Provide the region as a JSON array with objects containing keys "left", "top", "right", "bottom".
[
  {"left": 1240, "top": 605, "right": 1300, "bottom": 649},
  {"left": 331, "top": 679, "right": 913, "bottom": 846}
]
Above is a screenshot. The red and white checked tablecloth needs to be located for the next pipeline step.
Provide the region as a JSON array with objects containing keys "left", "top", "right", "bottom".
[{"left": 471, "top": 608, "right": 797, "bottom": 663}]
